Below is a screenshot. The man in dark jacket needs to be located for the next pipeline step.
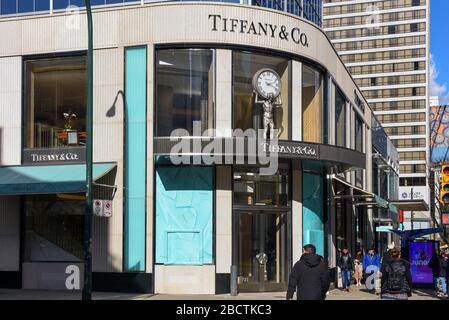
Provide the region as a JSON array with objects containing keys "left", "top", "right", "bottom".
[
  {"left": 429, "top": 250, "right": 442, "bottom": 294},
  {"left": 286, "top": 244, "right": 330, "bottom": 300},
  {"left": 337, "top": 247, "right": 353, "bottom": 292},
  {"left": 381, "top": 242, "right": 395, "bottom": 269}
]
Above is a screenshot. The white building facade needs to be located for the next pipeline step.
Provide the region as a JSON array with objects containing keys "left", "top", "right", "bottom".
[
  {"left": 323, "top": 0, "right": 431, "bottom": 232},
  {"left": 0, "top": 1, "right": 400, "bottom": 294}
]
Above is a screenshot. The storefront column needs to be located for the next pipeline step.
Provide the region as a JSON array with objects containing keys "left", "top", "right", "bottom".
[
  {"left": 0, "top": 57, "right": 21, "bottom": 165},
  {"left": 124, "top": 46, "right": 147, "bottom": 272},
  {"left": 291, "top": 61, "right": 302, "bottom": 141},
  {"left": 292, "top": 160, "right": 303, "bottom": 263},
  {"left": 215, "top": 165, "right": 232, "bottom": 293},
  {"left": 365, "top": 127, "right": 374, "bottom": 247},
  {"left": 328, "top": 80, "right": 336, "bottom": 146},
  {"left": 215, "top": 49, "right": 233, "bottom": 292},
  {"left": 328, "top": 178, "right": 336, "bottom": 269},
  {"left": 291, "top": 61, "right": 302, "bottom": 263},
  {"left": 92, "top": 47, "right": 124, "bottom": 273},
  {"left": 146, "top": 45, "right": 155, "bottom": 275}
]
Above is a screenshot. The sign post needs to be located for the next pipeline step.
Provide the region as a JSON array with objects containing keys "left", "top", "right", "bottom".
[{"left": 82, "top": 0, "right": 93, "bottom": 301}]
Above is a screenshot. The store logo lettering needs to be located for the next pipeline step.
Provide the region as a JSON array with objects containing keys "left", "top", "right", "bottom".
[
  {"left": 209, "top": 14, "right": 309, "bottom": 47},
  {"left": 31, "top": 152, "right": 79, "bottom": 162},
  {"left": 261, "top": 142, "right": 317, "bottom": 156}
]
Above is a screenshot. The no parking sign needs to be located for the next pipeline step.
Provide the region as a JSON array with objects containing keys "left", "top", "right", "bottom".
[{"left": 93, "top": 199, "right": 112, "bottom": 217}]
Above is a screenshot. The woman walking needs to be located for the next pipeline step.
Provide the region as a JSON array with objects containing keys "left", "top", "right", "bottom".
[
  {"left": 380, "top": 247, "right": 412, "bottom": 300},
  {"left": 354, "top": 251, "right": 364, "bottom": 286}
]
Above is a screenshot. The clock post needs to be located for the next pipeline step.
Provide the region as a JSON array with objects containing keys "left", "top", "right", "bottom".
[{"left": 252, "top": 68, "right": 283, "bottom": 140}]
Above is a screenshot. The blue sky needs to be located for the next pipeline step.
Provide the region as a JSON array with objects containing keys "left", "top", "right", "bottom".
[{"left": 430, "top": 0, "right": 449, "bottom": 104}]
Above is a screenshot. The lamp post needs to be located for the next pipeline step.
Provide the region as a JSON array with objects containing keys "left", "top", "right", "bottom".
[{"left": 82, "top": 0, "right": 94, "bottom": 301}]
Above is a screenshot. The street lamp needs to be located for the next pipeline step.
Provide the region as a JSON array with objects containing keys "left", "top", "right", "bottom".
[{"left": 82, "top": 0, "right": 94, "bottom": 301}]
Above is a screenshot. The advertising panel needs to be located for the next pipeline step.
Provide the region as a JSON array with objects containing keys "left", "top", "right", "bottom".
[
  {"left": 408, "top": 242, "right": 434, "bottom": 284},
  {"left": 430, "top": 105, "right": 449, "bottom": 163}
]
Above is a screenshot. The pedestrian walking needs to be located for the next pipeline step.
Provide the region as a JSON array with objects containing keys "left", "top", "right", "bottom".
[
  {"left": 381, "top": 242, "right": 394, "bottom": 269},
  {"left": 363, "top": 248, "right": 381, "bottom": 293},
  {"left": 337, "top": 247, "right": 353, "bottom": 292},
  {"left": 434, "top": 251, "right": 448, "bottom": 297},
  {"left": 429, "top": 249, "right": 442, "bottom": 294},
  {"left": 286, "top": 244, "right": 330, "bottom": 300},
  {"left": 354, "top": 251, "right": 364, "bottom": 287},
  {"left": 380, "top": 247, "right": 412, "bottom": 300}
]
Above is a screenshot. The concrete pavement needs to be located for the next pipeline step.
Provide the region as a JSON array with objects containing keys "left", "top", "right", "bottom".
[{"left": 0, "top": 285, "right": 444, "bottom": 300}]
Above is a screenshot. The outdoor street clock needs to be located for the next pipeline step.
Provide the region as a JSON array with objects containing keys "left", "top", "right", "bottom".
[
  {"left": 252, "top": 68, "right": 283, "bottom": 140},
  {"left": 252, "top": 68, "right": 282, "bottom": 99}
]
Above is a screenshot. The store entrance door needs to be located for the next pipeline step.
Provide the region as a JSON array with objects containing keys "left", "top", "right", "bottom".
[{"left": 235, "top": 210, "right": 290, "bottom": 292}]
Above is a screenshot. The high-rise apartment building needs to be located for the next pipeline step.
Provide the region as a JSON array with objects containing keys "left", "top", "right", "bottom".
[{"left": 323, "top": 0, "right": 431, "bottom": 231}]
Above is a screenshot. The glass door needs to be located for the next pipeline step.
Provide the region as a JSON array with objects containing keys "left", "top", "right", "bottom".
[{"left": 235, "top": 210, "right": 290, "bottom": 292}]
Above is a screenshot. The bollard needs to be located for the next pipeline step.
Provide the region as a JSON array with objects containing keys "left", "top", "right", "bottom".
[{"left": 230, "top": 265, "right": 238, "bottom": 296}]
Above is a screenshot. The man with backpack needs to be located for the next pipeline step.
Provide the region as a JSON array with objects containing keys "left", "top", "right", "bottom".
[{"left": 380, "top": 247, "right": 413, "bottom": 300}]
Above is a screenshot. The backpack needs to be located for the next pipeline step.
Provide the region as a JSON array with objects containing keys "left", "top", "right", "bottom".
[{"left": 385, "top": 261, "right": 406, "bottom": 292}]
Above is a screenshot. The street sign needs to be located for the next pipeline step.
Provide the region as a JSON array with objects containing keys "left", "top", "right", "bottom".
[
  {"left": 93, "top": 199, "right": 112, "bottom": 217},
  {"left": 376, "top": 226, "right": 393, "bottom": 233},
  {"left": 93, "top": 199, "right": 103, "bottom": 216},
  {"left": 103, "top": 200, "right": 112, "bottom": 217}
]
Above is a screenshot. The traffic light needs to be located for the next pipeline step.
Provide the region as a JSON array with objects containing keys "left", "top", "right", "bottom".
[
  {"left": 399, "top": 210, "right": 404, "bottom": 231},
  {"left": 440, "top": 165, "right": 449, "bottom": 204}
]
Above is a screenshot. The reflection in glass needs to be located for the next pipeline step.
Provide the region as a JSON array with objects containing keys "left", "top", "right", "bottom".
[
  {"left": 355, "top": 114, "right": 363, "bottom": 152},
  {"left": 24, "top": 194, "right": 85, "bottom": 262},
  {"left": 233, "top": 51, "right": 289, "bottom": 140},
  {"left": 335, "top": 182, "right": 348, "bottom": 250},
  {"left": 302, "top": 65, "right": 323, "bottom": 143},
  {"left": 233, "top": 167, "right": 289, "bottom": 207},
  {"left": 156, "top": 49, "right": 214, "bottom": 136},
  {"left": 237, "top": 211, "right": 289, "bottom": 291},
  {"left": 335, "top": 89, "right": 346, "bottom": 147},
  {"left": 24, "top": 56, "right": 87, "bottom": 149}
]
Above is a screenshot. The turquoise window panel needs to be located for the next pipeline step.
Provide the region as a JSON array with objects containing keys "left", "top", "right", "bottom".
[
  {"left": 166, "top": 231, "right": 202, "bottom": 264},
  {"left": 156, "top": 167, "right": 213, "bottom": 265},
  {"left": 302, "top": 172, "right": 324, "bottom": 256},
  {"left": 124, "top": 46, "right": 147, "bottom": 272}
]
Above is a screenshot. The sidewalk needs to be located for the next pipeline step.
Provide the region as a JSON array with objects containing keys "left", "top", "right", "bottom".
[{"left": 0, "top": 285, "right": 444, "bottom": 300}]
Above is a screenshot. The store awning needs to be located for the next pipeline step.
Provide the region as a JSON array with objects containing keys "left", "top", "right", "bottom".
[
  {"left": 331, "top": 174, "right": 398, "bottom": 213},
  {"left": 331, "top": 174, "right": 374, "bottom": 197},
  {"left": 0, "top": 163, "right": 117, "bottom": 195},
  {"left": 390, "top": 200, "right": 429, "bottom": 212}
]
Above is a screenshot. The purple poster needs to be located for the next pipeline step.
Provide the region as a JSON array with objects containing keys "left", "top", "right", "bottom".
[{"left": 408, "top": 242, "right": 433, "bottom": 284}]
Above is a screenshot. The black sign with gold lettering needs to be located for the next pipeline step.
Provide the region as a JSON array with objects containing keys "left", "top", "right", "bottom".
[{"left": 23, "top": 147, "right": 86, "bottom": 165}]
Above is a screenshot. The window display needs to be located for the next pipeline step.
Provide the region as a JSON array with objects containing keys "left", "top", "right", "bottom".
[{"left": 24, "top": 56, "right": 86, "bottom": 149}]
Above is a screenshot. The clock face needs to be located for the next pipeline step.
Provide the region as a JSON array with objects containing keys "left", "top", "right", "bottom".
[{"left": 253, "top": 69, "right": 281, "bottom": 99}]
